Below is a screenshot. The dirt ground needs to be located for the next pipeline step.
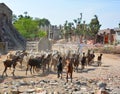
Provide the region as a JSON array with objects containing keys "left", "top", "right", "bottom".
[{"left": 0, "top": 49, "right": 120, "bottom": 93}]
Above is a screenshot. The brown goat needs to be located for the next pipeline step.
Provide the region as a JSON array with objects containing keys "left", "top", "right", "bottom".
[
  {"left": 65, "top": 58, "right": 73, "bottom": 82},
  {"left": 97, "top": 53, "right": 103, "bottom": 66},
  {"left": 2, "top": 56, "right": 20, "bottom": 77}
]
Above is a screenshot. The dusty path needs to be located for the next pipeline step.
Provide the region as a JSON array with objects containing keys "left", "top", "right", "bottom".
[{"left": 0, "top": 52, "right": 120, "bottom": 93}]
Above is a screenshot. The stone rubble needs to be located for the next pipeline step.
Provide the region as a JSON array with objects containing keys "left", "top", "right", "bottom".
[{"left": 0, "top": 74, "right": 120, "bottom": 94}]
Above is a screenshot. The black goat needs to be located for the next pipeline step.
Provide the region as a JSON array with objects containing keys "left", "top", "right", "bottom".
[
  {"left": 57, "top": 56, "right": 63, "bottom": 78},
  {"left": 26, "top": 55, "right": 44, "bottom": 75}
]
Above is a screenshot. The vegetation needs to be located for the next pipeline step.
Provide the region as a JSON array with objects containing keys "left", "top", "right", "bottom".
[
  {"left": 13, "top": 12, "right": 101, "bottom": 41},
  {"left": 13, "top": 12, "right": 50, "bottom": 39},
  {"left": 62, "top": 13, "right": 101, "bottom": 41},
  {"left": 89, "top": 15, "right": 101, "bottom": 38}
]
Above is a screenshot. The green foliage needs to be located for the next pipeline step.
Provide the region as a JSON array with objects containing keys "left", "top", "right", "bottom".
[
  {"left": 35, "top": 18, "right": 50, "bottom": 27},
  {"left": 64, "top": 13, "right": 102, "bottom": 40},
  {"left": 13, "top": 12, "right": 50, "bottom": 39},
  {"left": 37, "top": 30, "right": 47, "bottom": 38},
  {"left": 89, "top": 15, "right": 101, "bottom": 37},
  {"left": 63, "top": 20, "right": 74, "bottom": 40}
]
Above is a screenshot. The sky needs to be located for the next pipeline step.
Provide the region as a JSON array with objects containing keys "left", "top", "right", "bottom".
[{"left": 0, "top": 0, "right": 120, "bottom": 29}]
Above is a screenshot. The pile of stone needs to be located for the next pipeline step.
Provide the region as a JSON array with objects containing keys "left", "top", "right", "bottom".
[{"left": 0, "top": 75, "right": 120, "bottom": 94}]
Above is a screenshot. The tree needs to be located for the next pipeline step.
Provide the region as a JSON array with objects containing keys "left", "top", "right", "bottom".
[
  {"left": 13, "top": 12, "right": 49, "bottom": 39},
  {"left": 89, "top": 15, "right": 101, "bottom": 38},
  {"left": 14, "top": 15, "right": 38, "bottom": 38},
  {"left": 63, "top": 20, "right": 74, "bottom": 41},
  {"left": 35, "top": 18, "right": 50, "bottom": 27},
  {"left": 37, "top": 30, "right": 47, "bottom": 38},
  {"left": 73, "top": 13, "right": 83, "bottom": 35},
  {"left": 63, "top": 20, "right": 68, "bottom": 40}
]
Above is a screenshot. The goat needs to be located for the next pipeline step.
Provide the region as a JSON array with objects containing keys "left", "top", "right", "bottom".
[
  {"left": 65, "top": 57, "right": 73, "bottom": 82},
  {"left": 50, "top": 52, "right": 60, "bottom": 71},
  {"left": 2, "top": 55, "right": 21, "bottom": 77},
  {"left": 26, "top": 55, "right": 44, "bottom": 75},
  {"left": 57, "top": 56, "right": 63, "bottom": 78},
  {"left": 97, "top": 53, "right": 103, "bottom": 66},
  {"left": 6, "top": 50, "right": 27, "bottom": 69},
  {"left": 15, "top": 50, "right": 28, "bottom": 69},
  {"left": 73, "top": 53, "right": 80, "bottom": 72},
  {"left": 41, "top": 53, "right": 52, "bottom": 73},
  {"left": 81, "top": 52, "right": 87, "bottom": 70},
  {"left": 86, "top": 50, "right": 95, "bottom": 65}
]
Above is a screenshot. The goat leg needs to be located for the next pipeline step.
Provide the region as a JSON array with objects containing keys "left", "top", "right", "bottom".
[
  {"left": 66, "top": 73, "right": 68, "bottom": 83},
  {"left": 12, "top": 68, "right": 15, "bottom": 76},
  {"left": 26, "top": 65, "right": 29, "bottom": 75},
  {"left": 70, "top": 73, "right": 72, "bottom": 82},
  {"left": 30, "top": 66, "right": 32, "bottom": 75},
  {"left": 20, "top": 61, "right": 22, "bottom": 69},
  {"left": 2, "top": 67, "right": 8, "bottom": 77}
]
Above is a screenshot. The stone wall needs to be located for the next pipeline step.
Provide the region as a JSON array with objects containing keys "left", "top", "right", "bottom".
[
  {"left": 0, "top": 3, "right": 12, "bottom": 24},
  {"left": 38, "top": 37, "right": 52, "bottom": 52},
  {"left": 0, "top": 3, "right": 26, "bottom": 51}
]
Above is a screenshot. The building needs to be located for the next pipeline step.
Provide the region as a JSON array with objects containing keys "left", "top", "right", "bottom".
[
  {"left": 48, "top": 25, "right": 61, "bottom": 40},
  {"left": 114, "top": 28, "right": 120, "bottom": 44},
  {"left": 0, "top": 3, "right": 26, "bottom": 53},
  {"left": 98, "top": 28, "right": 120, "bottom": 44},
  {"left": 40, "top": 25, "right": 62, "bottom": 40}
]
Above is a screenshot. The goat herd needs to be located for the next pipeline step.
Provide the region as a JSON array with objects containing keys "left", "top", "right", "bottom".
[{"left": 1, "top": 49, "right": 103, "bottom": 83}]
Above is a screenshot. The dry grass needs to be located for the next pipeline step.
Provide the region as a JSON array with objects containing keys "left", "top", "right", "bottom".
[{"left": 94, "top": 45, "right": 120, "bottom": 54}]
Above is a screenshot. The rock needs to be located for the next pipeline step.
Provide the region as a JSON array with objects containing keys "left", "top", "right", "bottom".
[
  {"left": 72, "top": 91, "right": 84, "bottom": 94},
  {"left": 49, "top": 81, "right": 58, "bottom": 86},
  {"left": 96, "top": 89, "right": 109, "bottom": 94},
  {"left": 30, "top": 81, "right": 35, "bottom": 85},
  {"left": 80, "top": 87, "right": 87, "bottom": 91},
  {"left": 97, "top": 82, "right": 107, "bottom": 89},
  {"left": 74, "top": 88, "right": 79, "bottom": 91},
  {"left": 75, "top": 81, "right": 81, "bottom": 85},
  {"left": 53, "top": 91, "right": 59, "bottom": 94},
  {"left": 111, "top": 88, "right": 120, "bottom": 94},
  {"left": 3, "top": 85, "right": 9, "bottom": 88},
  {"left": 35, "top": 88, "right": 47, "bottom": 94},
  {"left": 26, "top": 89, "right": 35, "bottom": 93},
  {"left": 0, "top": 77, "right": 3, "bottom": 83},
  {"left": 39, "top": 81, "right": 45, "bottom": 85},
  {"left": 19, "top": 80, "right": 28, "bottom": 86},
  {"left": 11, "top": 89, "right": 22, "bottom": 94}
]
